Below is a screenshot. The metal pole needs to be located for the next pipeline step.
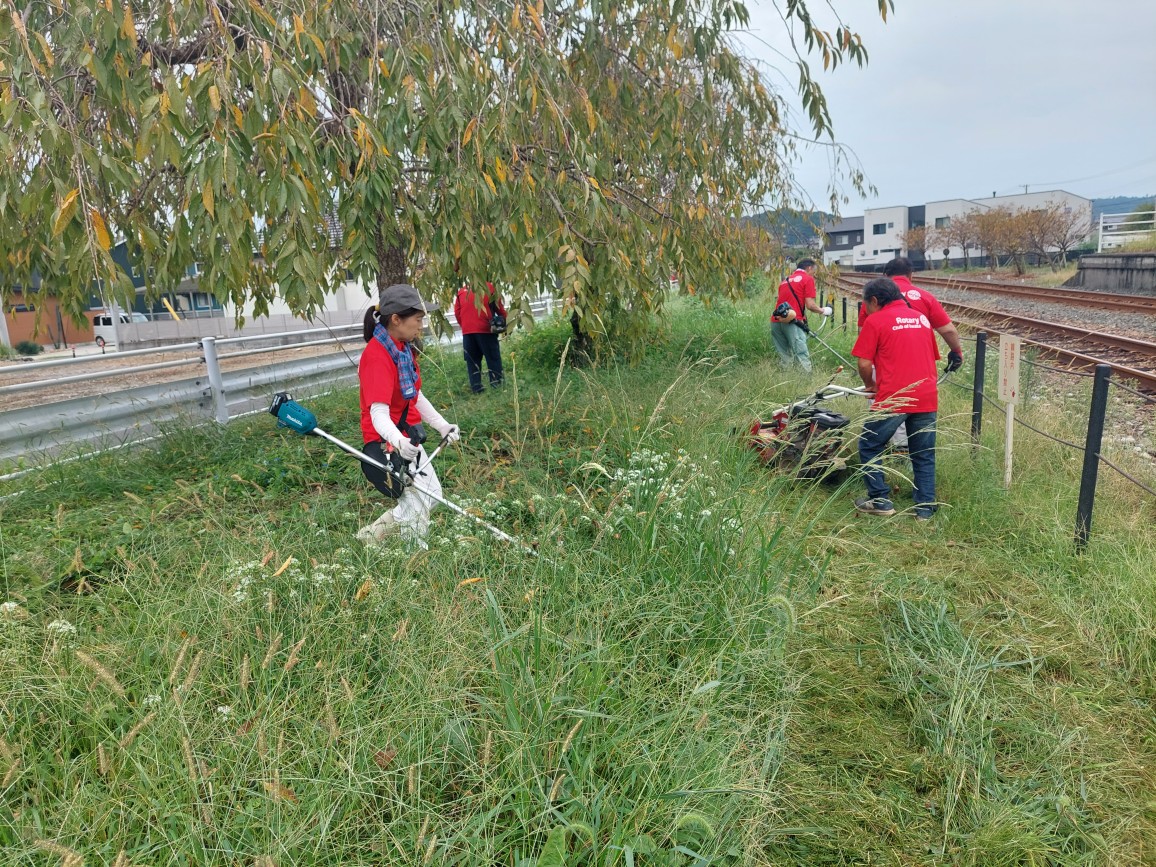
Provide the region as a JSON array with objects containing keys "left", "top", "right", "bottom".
[
  {"left": 201, "top": 336, "right": 230, "bottom": 424},
  {"left": 971, "top": 331, "right": 987, "bottom": 442},
  {"left": 1075, "top": 364, "right": 1111, "bottom": 550},
  {"left": 0, "top": 304, "right": 11, "bottom": 348},
  {"left": 841, "top": 297, "right": 847, "bottom": 327}
]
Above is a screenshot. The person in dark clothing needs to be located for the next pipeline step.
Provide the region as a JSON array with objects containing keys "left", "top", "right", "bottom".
[{"left": 453, "top": 282, "right": 506, "bottom": 393}]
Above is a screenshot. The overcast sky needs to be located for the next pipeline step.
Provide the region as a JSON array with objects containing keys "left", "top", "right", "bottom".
[{"left": 737, "top": 0, "right": 1156, "bottom": 213}]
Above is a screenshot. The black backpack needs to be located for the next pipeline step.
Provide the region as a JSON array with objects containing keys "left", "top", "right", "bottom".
[{"left": 489, "top": 299, "right": 507, "bottom": 334}]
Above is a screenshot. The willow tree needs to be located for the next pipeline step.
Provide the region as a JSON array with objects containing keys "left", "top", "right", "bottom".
[{"left": 0, "top": 0, "right": 887, "bottom": 347}]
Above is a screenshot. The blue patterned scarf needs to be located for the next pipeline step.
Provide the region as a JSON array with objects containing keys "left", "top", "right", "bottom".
[{"left": 373, "top": 323, "right": 417, "bottom": 400}]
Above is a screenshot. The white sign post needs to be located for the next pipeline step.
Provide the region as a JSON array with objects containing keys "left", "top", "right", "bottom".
[{"left": 997, "top": 335, "right": 1022, "bottom": 488}]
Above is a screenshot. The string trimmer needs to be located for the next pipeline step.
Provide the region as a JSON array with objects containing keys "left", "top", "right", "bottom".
[{"left": 268, "top": 393, "right": 538, "bottom": 556}]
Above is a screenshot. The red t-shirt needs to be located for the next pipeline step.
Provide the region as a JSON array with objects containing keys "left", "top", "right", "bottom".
[
  {"left": 359, "top": 335, "right": 423, "bottom": 443},
  {"left": 775, "top": 270, "right": 816, "bottom": 320},
  {"left": 453, "top": 283, "right": 507, "bottom": 335},
  {"left": 852, "top": 299, "right": 939, "bottom": 413},
  {"left": 857, "top": 276, "right": 952, "bottom": 359}
]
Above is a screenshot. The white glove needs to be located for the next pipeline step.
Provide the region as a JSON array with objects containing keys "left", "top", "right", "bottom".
[
  {"left": 386, "top": 432, "right": 421, "bottom": 462},
  {"left": 821, "top": 306, "right": 833, "bottom": 316},
  {"left": 436, "top": 423, "right": 461, "bottom": 445}
]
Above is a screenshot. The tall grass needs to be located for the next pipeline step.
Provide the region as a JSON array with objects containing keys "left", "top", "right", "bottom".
[{"left": 2, "top": 300, "right": 1154, "bottom": 864}]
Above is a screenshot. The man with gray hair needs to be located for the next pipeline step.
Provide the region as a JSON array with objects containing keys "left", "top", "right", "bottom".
[{"left": 852, "top": 277, "right": 941, "bottom": 520}]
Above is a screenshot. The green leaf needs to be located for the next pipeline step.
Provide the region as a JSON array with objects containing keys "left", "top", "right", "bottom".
[{"left": 537, "top": 823, "right": 593, "bottom": 867}]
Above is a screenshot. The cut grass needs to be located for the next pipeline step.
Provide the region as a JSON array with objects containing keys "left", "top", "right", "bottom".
[{"left": 1, "top": 300, "right": 1154, "bottom": 865}]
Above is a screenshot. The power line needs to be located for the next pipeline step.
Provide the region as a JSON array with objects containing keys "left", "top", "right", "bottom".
[{"left": 1024, "top": 157, "right": 1156, "bottom": 190}]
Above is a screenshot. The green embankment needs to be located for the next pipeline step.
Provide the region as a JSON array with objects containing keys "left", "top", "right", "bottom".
[{"left": 2, "top": 299, "right": 1154, "bottom": 865}]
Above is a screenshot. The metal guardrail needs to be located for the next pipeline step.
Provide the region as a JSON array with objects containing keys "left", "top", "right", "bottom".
[{"left": 0, "top": 297, "right": 556, "bottom": 477}]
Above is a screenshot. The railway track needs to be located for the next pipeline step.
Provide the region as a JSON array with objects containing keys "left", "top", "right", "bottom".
[
  {"left": 839, "top": 271, "right": 1156, "bottom": 315},
  {"left": 832, "top": 276, "right": 1156, "bottom": 391}
]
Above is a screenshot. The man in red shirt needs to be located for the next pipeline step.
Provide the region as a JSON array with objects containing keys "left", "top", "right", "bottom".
[
  {"left": 858, "top": 257, "right": 964, "bottom": 370},
  {"left": 852, "top": 277, "right": 940, "bottom": 519},
  {"left": 453, "top": 282, "right": 507, "bottom": 393},
  {"left": 857, "top": 257, "right": 963, "bottom": 450},
  {"left": 770, "top": 259, "right": 831, "bottom": 373}
]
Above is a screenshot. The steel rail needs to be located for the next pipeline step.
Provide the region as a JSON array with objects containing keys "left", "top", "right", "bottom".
[{"left": 839, "top": 271, "right": 1156, "bottom": 314}]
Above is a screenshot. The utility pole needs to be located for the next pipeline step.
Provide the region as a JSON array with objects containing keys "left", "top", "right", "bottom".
[{"left": 1022, "top": 184, "right": 1030, "bottom": 195}]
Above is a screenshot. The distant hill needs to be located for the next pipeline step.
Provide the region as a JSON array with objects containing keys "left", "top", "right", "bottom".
[
  {"left": 746, "top": 209, "right": 829, "bottom": 247},
  {"left": 1092, "top": 196, "right": 1154, "bottom": 222}
]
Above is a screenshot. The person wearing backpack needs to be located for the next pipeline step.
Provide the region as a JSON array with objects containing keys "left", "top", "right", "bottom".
[
  {"left": 453, "top": 281, "right": 506, "bottom": 393},
  {"left": 770, "top": 259, "right": 831, "bottom": 373}
]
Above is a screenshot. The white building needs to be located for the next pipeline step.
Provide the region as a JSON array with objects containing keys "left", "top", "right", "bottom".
[{"left": 827, "top": 190, "right": 1092, "bottom": 270}]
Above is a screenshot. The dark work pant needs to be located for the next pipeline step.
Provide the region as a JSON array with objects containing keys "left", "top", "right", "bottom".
[
  {"left": 858, "top": 412, "right": 938, "bottom": 515},
  {"left": 462, "top": 332, "right": 503, "bottom": 392}
]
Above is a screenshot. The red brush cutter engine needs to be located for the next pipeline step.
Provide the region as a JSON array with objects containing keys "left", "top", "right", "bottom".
[{"left": 749, "top": 404, "right": 851, "bottom": 479}]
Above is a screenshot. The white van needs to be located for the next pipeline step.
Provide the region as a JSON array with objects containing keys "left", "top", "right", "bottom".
[{"left": 92, "top": 311, "right": 148, "bottom": 348}]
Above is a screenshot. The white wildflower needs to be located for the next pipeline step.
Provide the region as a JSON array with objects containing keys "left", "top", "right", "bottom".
[{"left": 46, "top": 619, "right": 77, "bottom": 638}]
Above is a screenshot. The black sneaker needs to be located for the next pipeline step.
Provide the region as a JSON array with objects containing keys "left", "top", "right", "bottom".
[{"left": 855, "top": 497, "right": 896, "bottom": 516}]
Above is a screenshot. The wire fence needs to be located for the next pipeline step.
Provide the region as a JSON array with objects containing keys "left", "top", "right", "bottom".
[{"left": 966, "top": 335, "right": 1156, "bottom": 508}]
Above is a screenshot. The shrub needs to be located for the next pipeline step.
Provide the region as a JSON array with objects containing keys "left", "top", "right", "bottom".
[{"left": 14, "top": 340, "right": 43, "bottom": 356}]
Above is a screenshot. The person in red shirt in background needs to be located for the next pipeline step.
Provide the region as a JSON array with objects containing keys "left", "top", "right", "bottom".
[
  {"left": 770, "top": 259, "right": 832, "bottom": 373},
  {"left": 857, "top": 257, "right": 964, "bottom": 450},
  {"left": 852, "top": 277, "right": 941, "bottom": 520},
  {"left": 454, "top": 282, "right": 506, "bottom": 393},
  {"left": 857, "top": 257, "right": 965, "bottom": 368}
]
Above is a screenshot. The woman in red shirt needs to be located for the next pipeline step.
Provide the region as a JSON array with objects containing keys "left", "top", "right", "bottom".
[
  {"left": 453, "top": 282, "right": 506, "bottom": 393},
  {"left": 356, "top": 283, "right": 461, "bottom": 548}
]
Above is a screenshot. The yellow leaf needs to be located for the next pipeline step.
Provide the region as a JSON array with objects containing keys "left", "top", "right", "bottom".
[
  {"left": 523, "top": 213, "right": 534, "bottom": 235},
  {"left": 272, "top": 557, "right": 295, "bottom": 577},
  {"left": 483, "top": 173, "right": 496, "bottom": 195},
  {"left": 298, "top": 86, "right": 316, "bottom": 116},
  {"left": 90, "top": 208, "right": 111, "bottom": 250},
  {"left": 292, "top": 14, "right": 304, "bottom": 36},
  {"left": 308, "top": 33, "right": 325, "bottom": 56},
  {"left": 9, "top": 9, "right": 26, "bottom": 39},
  {"left": 263, "top": 782, "right": 298, "bottom": 803},
  {"left": 232, "top": 104, "right": 243, "bottom": 128},
  {"left": 377, "top": 58, "right": 389, "bottom": 78},
  {"left": 462, "top": 117, "right": 476, "bottom": 147},
  {"left": 494, "top": 156, "right": 507, "bottom": 183},
  {"left": 250, "top": 3, "right": 277, "bottom": 27},
  {"left": 54, "top": 189, "right": 80, "bottom": 236},
  {"left": 121, "top": 3, "right": 135, "bottom": 39},
  {"left": 208, "top": 84, "right": 221, "bottom": 111},
  {"left": 34, "top": 33, "right": 54, "bottom": 67},
  {"left": 202, "top": 185, "right": 214, "bottom": 218},
  {"left": 587, "top": 176, "right": 601, "bottom": 193},
  {"left": 526, "top": 1, "right": 545, "bottom": 37},
  {"left": 159, "top": 91, "right": 170, "bottom": 115},
  {"left": 583, "top": 94, "right": 595, "bottom": 132},
  {"left": 511, "top": 3, "right": 521, "bottom": 29},
  {"left": 457, "top": 576, "right": 485, "bottom": 588}
]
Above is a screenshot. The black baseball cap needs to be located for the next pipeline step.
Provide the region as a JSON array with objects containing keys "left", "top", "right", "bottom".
[{"left": 377, "top": 283, "right": 440, "bottom": 317}]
